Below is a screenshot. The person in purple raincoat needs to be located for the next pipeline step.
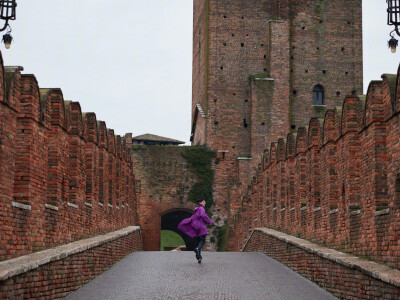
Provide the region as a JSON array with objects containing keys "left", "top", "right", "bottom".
[{"left": 177, "top": 198, "right": 212, "bottom": 263}]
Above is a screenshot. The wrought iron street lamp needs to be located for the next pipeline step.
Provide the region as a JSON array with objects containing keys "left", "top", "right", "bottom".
[
  {"left": 0, "top": 0, "right": 16, "bottom": 49},
  {"left": 387, "top": 0, "right": 400, "bottom": 52}
]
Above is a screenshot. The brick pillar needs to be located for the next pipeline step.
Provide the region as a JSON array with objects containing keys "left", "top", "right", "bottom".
[
  {"left": 340, "top": 96, "right": 363, "bottom": 250},
  {"left": 83, "top": 113, "right": 99, "bottom": 234},
  {"left": 308, "top": 118, "right": 322, "bottom": 239},
  {"left": 286, "top": 134, "right": 296, "bottom": 231},
  {"left": 277, "top": 139, "right": 286, "bottom": 230},
  {"left": 97, "top": 121, "right": 108, "bottom": 230},
  {"left": 268, "top": 20, "right": 290, "bottom": 147},
  {"left": 45, "top": 90, "right": 69, "bottom": 246},
  {"left": 115, "top": 136, "right": 122, "bottom": 226},
  {"left": 295, "top": 127, "right": 308, "bottom": 236},
  {"left": 107, "top": 129, "right": 116, "bottom": 227},
  {"left": 323, "top": 110, "right": 340, "bottom": 245},
  {"left": 12, "top": 75, "right": 49, "bottom": 256},
  {"left": 66, "top": 102, "right": 85, "bottom": 239}
]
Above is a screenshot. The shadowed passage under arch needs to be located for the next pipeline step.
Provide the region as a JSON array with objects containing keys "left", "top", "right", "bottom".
[{"left": 161, "top": 209, "right": 197, "bottom": 251}]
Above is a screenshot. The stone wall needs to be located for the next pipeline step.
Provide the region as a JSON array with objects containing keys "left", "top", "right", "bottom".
[
  {"left": 230, "top": 68, "right": 400, "bottom": 270},
  {"left": 244, "top": 228, "right": 400, "bottom": 299},
  {"left": 0, "top": 54, "right": 137, "bottom": 261},
  {"left": 0, "top": 227, "right": 142, "bottom": 299},
  {"left": 131, "top": 145, "right": 198, "bottom": 251}
]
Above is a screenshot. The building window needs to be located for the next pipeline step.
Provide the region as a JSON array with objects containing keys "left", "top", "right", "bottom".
[{"left": 313, "top": 84, "right": 324, "bottom": 105}]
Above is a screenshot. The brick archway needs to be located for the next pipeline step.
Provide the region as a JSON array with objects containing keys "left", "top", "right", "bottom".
[{"left": 161, "top": 208, "right": 197, "bottom": 251}]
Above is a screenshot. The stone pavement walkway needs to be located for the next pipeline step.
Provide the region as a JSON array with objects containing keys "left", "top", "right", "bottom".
[{"left": 66, "top": 252, "right": 338, "bottom": 300}]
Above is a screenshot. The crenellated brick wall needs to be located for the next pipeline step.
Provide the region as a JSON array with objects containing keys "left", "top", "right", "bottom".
[
  {"left": 0, "top": 54, "right": 138, "bottom": 261},
  {"left": 230, "top": 68, "right": 400, "bottom": 270}
]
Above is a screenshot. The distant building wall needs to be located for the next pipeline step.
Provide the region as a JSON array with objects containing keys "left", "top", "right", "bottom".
[{"left": 131, "top": 145, "right": 198, "bottom": 251}]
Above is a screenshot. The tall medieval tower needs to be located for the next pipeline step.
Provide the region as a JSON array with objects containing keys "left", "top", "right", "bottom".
[
  {"left": 191, "top": 0, "right": 363, "bottom": 231},
  {"left": 191, "top": 0, "right": 362, "bottom": 156}
]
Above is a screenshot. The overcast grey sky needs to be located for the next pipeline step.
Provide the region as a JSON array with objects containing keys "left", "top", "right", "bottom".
[{"left": 1, "top": 1, "right": 398, "bottom": 144}]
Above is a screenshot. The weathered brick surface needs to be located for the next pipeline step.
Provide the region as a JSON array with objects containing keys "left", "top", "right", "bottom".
[
  {"left": 0, "top": 227, "right": 142, "bottom": 299},
  {"left": 191, "top": 0, "right": 363, "bottom": 247},
  {"left": 231, "top": 70, "right": 400, "bottom": 270},
  {"left": 0, "top": 52, "right": 137, "bottom": 261},
  {"left": 192, "top": 0, "right": 362, "bottom": 155},
  {"left": 130, "top": 146, "right": 198, "bottom": 251},
  {"left": 244, "top": 229, "right": 400, "bottom": 300}
]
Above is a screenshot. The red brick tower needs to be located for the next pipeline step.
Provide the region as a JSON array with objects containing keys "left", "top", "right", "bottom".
[{"left": 191, "top": 0, "right": 363, "bottom": 233}]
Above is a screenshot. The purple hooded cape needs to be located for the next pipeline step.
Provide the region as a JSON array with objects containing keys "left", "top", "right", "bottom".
[{"left": 177, "top": 205, "right": 212, "bottom": 238}]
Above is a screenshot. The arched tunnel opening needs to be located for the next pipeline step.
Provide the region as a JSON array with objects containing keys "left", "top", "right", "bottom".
[{"left": 161, "top": 209, "right": 197, "bottom": 251}]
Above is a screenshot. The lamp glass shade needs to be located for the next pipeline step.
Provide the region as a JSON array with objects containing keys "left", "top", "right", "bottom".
[{"left": 391, "top": 45, "right": 397, "bottom": 53}]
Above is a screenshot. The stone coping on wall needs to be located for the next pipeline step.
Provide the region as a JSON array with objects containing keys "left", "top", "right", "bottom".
[
  {"left": 244, "top": 228, "right": 400, "bottom": 288},
  {"left": 0, "top": 226, "right": 140, "bottom": 281}
]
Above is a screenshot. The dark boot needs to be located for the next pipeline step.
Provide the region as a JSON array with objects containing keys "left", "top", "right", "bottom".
[{"left": 194, "top": 248, "right": 200, "bottom": 260}]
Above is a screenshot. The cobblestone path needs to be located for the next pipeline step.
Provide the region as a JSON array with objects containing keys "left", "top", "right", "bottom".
[{"left": 66, "top": 251, "right": 338, "bottom": 300}]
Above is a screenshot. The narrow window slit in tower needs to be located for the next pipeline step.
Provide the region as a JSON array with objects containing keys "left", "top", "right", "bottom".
[
  {"left": 322, "top": 70, "right": 326, "bottom": 74},
  {"left": 241, "top": 43, "right": 244, "bottom": 47},
  {"left": 220, "top": 66, "right": 223, "bottom": 70},
  {"left": 305, "top": 70, "right": 308, "bottom": 73},
  {"left": 341, "top": 47, "right": 345, "bottom": 51},
  {"left": 345, "top": 72, "right": 349, "bottom": 75},
  {"left": 336, "top": 91, "right": 341, "bottom": 96},
  {"left": 223, "top": 43, "right": 226, "bottom": 46},
  {"left": 261, "top": 122, "right": 265, "bottom": 126},
  {"left": 244, "top": 99, "right": 248, "bottom": 103},
  {"left": 264, "top": 55, "right": 267, "bottom": 59},
  {"left": 352, "top": 90, "right": 357, "bottom": 95},
  {"left": 293, "top": 90, "right": 297, "bottom": 95},
  {"left": 302, "top": 26, "right": 305, "bottom": 30},
  {"left": 243, "top": 119, "right": 248, "bottom": 128},
  {"left": 232, "top": 34, "right": 235, "bottom": 37}
]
